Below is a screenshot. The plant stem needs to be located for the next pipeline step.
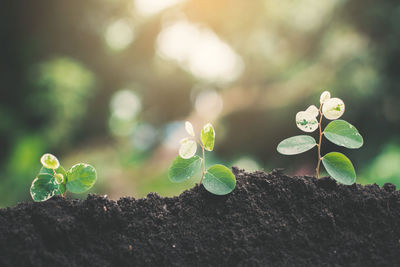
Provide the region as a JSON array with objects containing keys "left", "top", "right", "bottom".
[
  {"left": 195, "top": 138, "right": 206, "bottom": 185},
  {"left": 63, "top": 183, "right": 67, "bottom": 197},
  {"left": 316, "top": 105, "right": 324, "bottom": 178},
  {"left": 199, "top": 145, "right": 206, "bottom": 185}
]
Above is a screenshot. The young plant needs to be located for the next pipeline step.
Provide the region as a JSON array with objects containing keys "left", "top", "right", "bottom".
[
  {"left": 277, "top": 91, "right": 364, "bottom": 185},
  {"left": 30, "top": 153, "right": 97, "bottom": 202},
  {"left": 168, "top": 122, "right": 236, "bottom": 195}
]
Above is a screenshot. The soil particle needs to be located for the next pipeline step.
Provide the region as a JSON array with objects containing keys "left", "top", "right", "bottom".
[{"left": 0, "top": 168, "right": 399, "bottom": 266}]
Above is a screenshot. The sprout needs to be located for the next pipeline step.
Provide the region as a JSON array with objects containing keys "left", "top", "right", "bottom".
[
  {"left": 30, "top": 154, "right": 97, "bottom": 202},
  {"left": 169, "top": 121, "right": 236, "bottom": 195},
  {"left": 277, "top": 91, "right": 363, "bottom": 185},
  {"left": 40, "top": 153, "right": 60, "bottom": 169}
]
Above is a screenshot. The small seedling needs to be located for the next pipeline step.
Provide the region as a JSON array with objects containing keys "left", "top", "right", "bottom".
[
  {"left": 30, "top": 153, "right": 97, "bottom": 202},
  {"left": 277, "top": 91, "right": 364, "bottom": 185},
  {"left": 168, "top": 122, "right": 236, "bottom": 195}
]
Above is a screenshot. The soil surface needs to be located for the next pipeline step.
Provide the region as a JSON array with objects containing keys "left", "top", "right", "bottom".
[{"left": 0, "top": 168, "right": 399, "bottom": 267}]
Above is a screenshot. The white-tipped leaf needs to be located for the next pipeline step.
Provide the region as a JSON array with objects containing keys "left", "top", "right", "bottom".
[
  {"left": 40, "top": 153, "right": 60, "bottom": 169},
  {"left": 277, "top": 135, "right": 317, "bottom": 155},
  {"left": 179, "top": 138, "right": 197, "bottom": 159},
  {"left": 320, "top": 91, "right": 331, "bottom": 104},
  {"left": 296, "top": 111, "right": 319, "bottom": 132},
  {"left": 305, "top": 105, "right": 319, "bottom": 118},
  {"left": 185, "top": 121, "right": 195, "bottom": 137},
  {"left": 322, "top": 97, "right": 345, "bottom": 120}
]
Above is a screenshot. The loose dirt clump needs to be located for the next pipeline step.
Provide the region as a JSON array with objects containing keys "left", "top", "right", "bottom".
[{"left": 0, "top": 168, "right": 399, "bottom": 266}]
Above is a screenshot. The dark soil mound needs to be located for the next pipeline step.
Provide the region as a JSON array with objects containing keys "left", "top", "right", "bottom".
[{"left": 0, "top": 168, "right": 399, "bottom": 267}]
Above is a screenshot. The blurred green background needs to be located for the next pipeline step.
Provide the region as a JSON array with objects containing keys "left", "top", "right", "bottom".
[{"left": 1, "top": 0, "right": 400, "bottom": 207}]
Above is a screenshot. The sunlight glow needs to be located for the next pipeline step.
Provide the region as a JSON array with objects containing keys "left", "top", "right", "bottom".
[
  {"left": 110, "top": 90, "right": 141, "bottom": 121},
  {"left": 134, "top": 0, "right": 185, "bottom": 17},
  {"left": 108, "top": 89, "right": 141, "bottom": 137},
  {"left": 105, "top": 19, "right": 135, "bottom": 51},
  {"left": 194, "top": 90, "right": 223, "bottom": 119},
  {"left": 156, "top": 20, "right": 244, "bottom": 84}
]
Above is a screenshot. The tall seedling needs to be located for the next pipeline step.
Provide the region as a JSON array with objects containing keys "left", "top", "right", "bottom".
[
  {"left": 168, "top": 122, "right": 236, "bottom": 195},
  {"left": 277, "top": 91, "right": 364, "bottom": 185}
]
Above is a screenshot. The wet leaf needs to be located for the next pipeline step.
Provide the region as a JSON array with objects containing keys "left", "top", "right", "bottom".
[
  {"left": 179, "top": 138, "right": 197, "bottom": 159},
  {"left": 168, "top": 155, "right": 202, "bottom": 183},
  {"left": 322, "top": 97, "right": 345, "bottom": 120},
  {"left": 322, "top": 152, "right": 356, "bottom": 185},
  {"left": 203, "top": 164, "right": 236, "bottom": 195},
  {"left": 324, "top": 120, "right": 363, "bottom": 149},
  {"left": 30, "top": 166, "right": 65, "bottom": 202},
  {"left": 277, "top": 135, "right": 317, "bottom": 155},
  {"left": 201, "top": 123, "right": 215, "bottom": 151},
  {"left": 66, "top": 163, "right": 97, "bottom": 193}
]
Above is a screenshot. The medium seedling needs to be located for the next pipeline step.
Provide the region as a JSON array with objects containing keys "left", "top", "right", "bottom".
[
  {"left": 30, "top": 153, "right": 97, "bottom": 202},
  {"left": 168, "top": 122, "right": 236, "bottom": 195},
  {"left": 277, "top": 91, "right": 364, "bottom": 185}
]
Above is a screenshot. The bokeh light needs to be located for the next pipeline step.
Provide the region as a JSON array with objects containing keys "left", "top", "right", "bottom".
[
  {"left": 156, "top": 20, "right": 244, "bottom": 83},
  {"left": 134, "top": 0, "right": 186, "bottom": 17},
  {"left": 105, "top": 19, "right": 135, "bottom": 51},
  {"left": 1, "top": 0, "right": 400, "bottom": 207}
]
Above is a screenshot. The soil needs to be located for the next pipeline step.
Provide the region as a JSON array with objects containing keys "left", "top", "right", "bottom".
[{"left": 0, "top": 168, "right": 399, "bottom": 267}]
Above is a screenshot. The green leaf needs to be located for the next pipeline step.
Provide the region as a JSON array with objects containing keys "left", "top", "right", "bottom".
[
  {"left": 66, "top": 163, "right": 97, "bottom": 193},
  {"left": 324, "top": 120, "right": 363, "bottom": 149},
  {"left": 322, "top": 152, "right": 356, "bottom": 185},
  {"left": 168, "top": 155, "right": 202, "bottom": 183},
  {"left": 277, "top": 135, "right": 317, "bottom": 155},
  {"left": 203, "top": 164, "right": 236, "bottom": 195},
  {"left": 201, "top": 123, "right": 215, "bottom": 152},
  {"left": 30, "top": 167, "right": 65, "bottom": 202}
]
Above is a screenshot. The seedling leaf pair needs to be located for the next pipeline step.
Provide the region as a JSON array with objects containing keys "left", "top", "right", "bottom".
[
  {"left": 277, "top": 91, "right": 363, "bottom": 185},
  {"left": 169, "top": 122, "right": 236, "bottom": 195},
  {"left": 30, "top": 153, "right": 97, "bottom": 202}
]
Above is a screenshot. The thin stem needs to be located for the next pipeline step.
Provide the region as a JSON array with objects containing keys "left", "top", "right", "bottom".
[
  {"left": 194, "top": 138, "right": 206, "bottom": 185},
  {"left": 316, "top": 105, "right": 324, "bottom": 178},
  {"left": 63, "top": 184, "right": 67, "bottom": 197},
  {"left": 199, "top": 145, "right": 206, "bottom": 185}
]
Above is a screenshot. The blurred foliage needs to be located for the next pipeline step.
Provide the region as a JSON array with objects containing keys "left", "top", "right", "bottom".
[{"left": 0, "top": 0, "right": 399, "bottom": 207}]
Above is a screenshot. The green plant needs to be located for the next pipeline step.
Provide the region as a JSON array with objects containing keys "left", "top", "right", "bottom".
[
  {"left": 277, "top": 91, "right": 364, "bottom": 185},
  {"left": 30, "top": 153, "right": 97, "bottom": 202},
  {"left": 168, "top": 122, "right": 236, "bottom": 195}
]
